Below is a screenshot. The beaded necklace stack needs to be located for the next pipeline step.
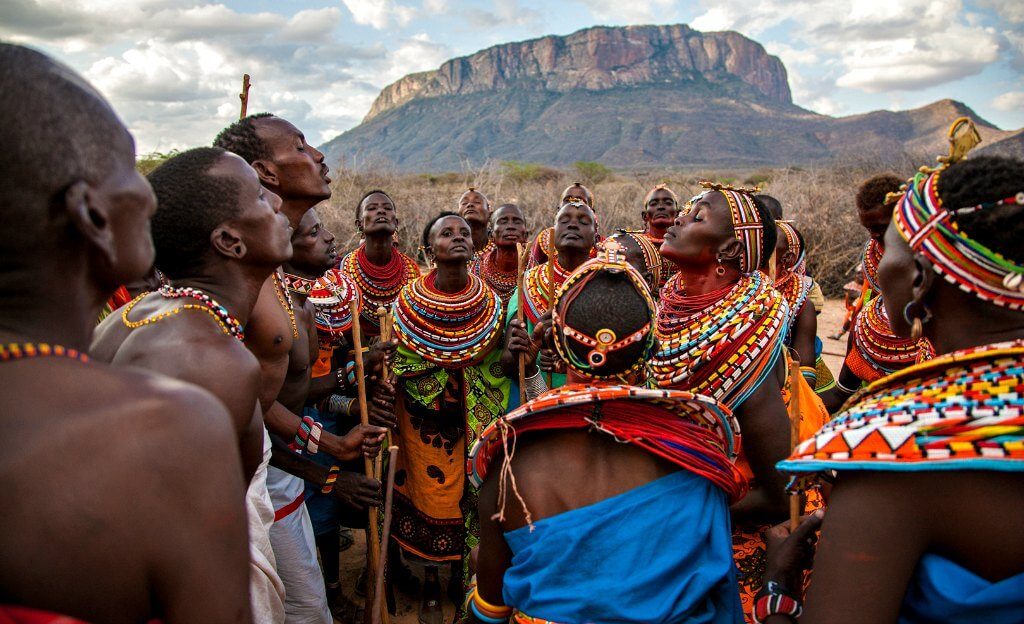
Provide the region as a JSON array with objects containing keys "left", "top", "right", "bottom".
[
  {"left": 776, "top": 271, "right": 812, "bottom": 332},
  {"left": 521, "top": 259, "right": 572, "bottom": 324},
  {"left": 470, "top": 245, "right": 518, "bottom": 304},
  {"left": 341, "top": 244, "right": 420, "bottom": 334},
  {"left": 283, "top": 269, "right": 360, "bottom": 348},
  {"left": 0, "top": 343, "right": 90, "bottom": 363},
  {"left": 847, "top": 296, "right": 931, "bottom": 383},
  {"left": 861, "top": 239, "right": 884, "bottom": 295},
  {"left": 650, "top": 270, "right": 789, "bottom": 408},
  {"left": 393, "top": 270, "right": 503, "bottom": 368},
  {"left": 781, "top": 339, "right": 1024, "bottom": 483},
  {"left": 121, "top": 286, "right": 245, "bottom": 342}
]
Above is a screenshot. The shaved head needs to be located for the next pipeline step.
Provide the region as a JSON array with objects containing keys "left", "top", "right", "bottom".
[{"left": 0, "top": 43, "right": 132, "bottom": 257}]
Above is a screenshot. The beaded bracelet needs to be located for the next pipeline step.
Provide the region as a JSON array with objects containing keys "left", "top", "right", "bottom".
[
  {"left": 321, "top": 465, "right": 340, "bottom": 494},
  {"left": 327, "top": 393, "right": 355, "bottom": 417},
  {"left": 799, "top": 365, "right": 817, "bottom": 387},
  {"left": 467, "top": 587, "right": 512, "bottom": 623},
  {"left": 336, "top": 361, "right": 357, "bottom": 389},
  {"left": 752, "top": 581, "right": 802, "bottom": 624},
  {"left": 289, "top": 416, "right": 323, "bottom": 455}
]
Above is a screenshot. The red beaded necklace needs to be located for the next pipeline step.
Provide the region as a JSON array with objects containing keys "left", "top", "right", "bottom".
[
  {"left": 342, "top": 245, "right": 418, "bottom": 329},
  {"left": 158, "top": 285, "right": 246, "bottom": 342},
  {"left": 0, "top": 342, "right": 90, "bottom": 363},
  {"left": 475, "top": 247, "right": 518, "bottom": 302}
]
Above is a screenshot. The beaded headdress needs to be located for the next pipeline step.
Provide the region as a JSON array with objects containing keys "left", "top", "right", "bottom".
[
  {"left": 892, "top": 117, "right": 1024, "bottom": 310},
  {"left": 777, "top": 220, "right": 806, "bottom": 276},
  {"left": 685, "top": 181, "right": 765, "bottom": 274},
  {"left": 551, "top": 239, "right": 657, "bottom": 380},
  {"left": 611, "top": 229, "right": 663, "bottom": 292}
]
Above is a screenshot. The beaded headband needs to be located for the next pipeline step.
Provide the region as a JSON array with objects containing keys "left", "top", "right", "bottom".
[
  {"left": 611, "top": 229, "right": 663, "bottom": 291},
  {"left": 685, "top": 181, "right": 765, "bottom": 274},
  {"left": 644, "top": 183, "right": 679, "bottom": 207},
  {"left": 777, "top": 221, "right": 806, "bottom": 275},
  {"left": 892, "top": 117, "right": 1024, "bottom": 310},
  {"left": 551, "top": 239, "right": 657, "bottom": 380}
]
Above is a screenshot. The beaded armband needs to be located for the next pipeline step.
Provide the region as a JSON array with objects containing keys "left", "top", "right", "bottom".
[
  {"left": 467, "top": 587, "right": 512, "bottom": 624},
  {"left": 799, "top": 365, "right": 817, "bottom": 386},
  {"left": 752, "top": 581, "right": 802, "bottom": 623},
  {"left": 289, "top": 416, "right": 323, "bottom": 455},
  {"left": 321, "top": 465, "right": 340, "bottom": 494},
  {"left": 336, "top": 361, "right": 357, "bottom": 389},
  {"left": 327, "top": 394, "right": 355, "bottom": 417}
]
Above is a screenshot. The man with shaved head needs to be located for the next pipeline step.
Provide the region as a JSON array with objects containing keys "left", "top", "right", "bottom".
[{"left": 0, "top": 43, "right": 251, "bottom": 622}]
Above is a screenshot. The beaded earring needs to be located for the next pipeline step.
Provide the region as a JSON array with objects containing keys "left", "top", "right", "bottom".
[
  {"left": 903, "top": 301, "right": 932, "bottom": 341},
  {"left": 715, "top": 254, "right": 726, "bottom": 276}
]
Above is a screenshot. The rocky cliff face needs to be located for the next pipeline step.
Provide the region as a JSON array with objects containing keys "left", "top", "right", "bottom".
[{"left": 364, "top": 24, "right": 791, "bottom": 121}]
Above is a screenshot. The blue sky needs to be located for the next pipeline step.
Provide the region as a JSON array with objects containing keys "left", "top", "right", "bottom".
[{"left": 2, "top": 0, "right": 1022, "bottom": 154}]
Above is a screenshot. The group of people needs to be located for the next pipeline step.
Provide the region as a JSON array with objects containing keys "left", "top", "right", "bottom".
[{"left": 2, "top": 42, "right": 1022, "bottom": 624}]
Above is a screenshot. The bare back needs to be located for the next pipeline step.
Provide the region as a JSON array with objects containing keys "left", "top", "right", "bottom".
[
  {"left": 0, "top": 360, "right": 250, "bottom": 623},
  {"left": 91, "top": 293, "right": 264, "bottom": 482}
]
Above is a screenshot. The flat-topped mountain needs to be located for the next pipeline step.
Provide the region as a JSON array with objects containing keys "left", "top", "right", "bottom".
[{"left": 321, "top": 24, "right": 1013, "bottom": 171}]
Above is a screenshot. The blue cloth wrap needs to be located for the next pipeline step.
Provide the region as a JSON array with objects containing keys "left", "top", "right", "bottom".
[
  {"left": 899, "top": 553, "right": 1024, "bottom": 623},
  {"left": 302, "top": 405, "right": 341, "bottom": 536},
  {"left": 501, "top": 470, "right": 743, "bottom": 623}
]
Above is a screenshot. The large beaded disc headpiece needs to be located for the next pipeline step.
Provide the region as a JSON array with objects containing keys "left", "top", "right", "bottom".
[{"left": 551, "top": 238, "right": 657, "bottom": 380}]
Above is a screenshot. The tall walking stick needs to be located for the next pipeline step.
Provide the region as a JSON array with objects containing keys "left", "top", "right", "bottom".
[
  {"left": 544, "top": 256, "right": 554, "bottom": 388},
  {"left": 371, "top": 446, "right": 399, "bottom": 624},
  {"left": 238, "top": 74, "right": 251, "bottom": 120},
  {"left": 374, "top": 306, "right": 395, "bottom": 477},
  {"left": 516, "top": 243, "right": 527, "bottom": 405},
  {"left": 350, "top": 301, "right": 382, "bottom": 621}
]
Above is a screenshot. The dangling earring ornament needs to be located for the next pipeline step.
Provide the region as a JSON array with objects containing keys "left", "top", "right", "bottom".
[
  {"left": 715, "top": 254, "right": 726, "bottom": 277},
  {"left": 903, "top": 301, "right": 932, "bottom": 341}
]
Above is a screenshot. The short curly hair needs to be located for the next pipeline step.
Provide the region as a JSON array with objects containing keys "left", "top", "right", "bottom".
[
  {"left": 855, "top": 174, "right": 902, "bottom": 213},
  {"left": 943, "top": 155, "right": 1024, "bottom": 265},
  {"left": 148, "top": 147, "right": 242, "bottom": 279},
  {"left": 213, "top": 112, "right": 274, "bottom": 164},
  {"left": 421, "top": 211, "right": 461, "bottom": 249},
  {"left": 356, "top": 189, "right": 393, "bottom": 221}
]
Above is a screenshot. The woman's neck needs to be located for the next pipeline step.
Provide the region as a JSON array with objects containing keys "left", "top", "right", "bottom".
[
  {"left": 494, "top": 244, "right": 519, "bottom": 272},
  {"left": 434, "top": 262, "right": 469, "bottom": 293},
  {"left": 927, "top": 287, "right": 1024, "bottom": 354},
  {"left": 556, "top": 247, "right": 589, "bottom": 272},
  {"left": 364, "top": 233, "right": 394, "bottom": 265},
  {"left": 470, "top": 226, "right": 489, "bottom": 257},
  {"left": 674, "top": 264, "right": 740, "bottom": 296}
]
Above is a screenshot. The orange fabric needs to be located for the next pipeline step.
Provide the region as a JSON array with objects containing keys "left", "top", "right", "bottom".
[{"left": 311, "top": 346, "right": 333, "bottom": 378}]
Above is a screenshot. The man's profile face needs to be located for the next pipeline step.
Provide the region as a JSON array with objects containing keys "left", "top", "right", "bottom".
[
  {"left": 214, "top": 153, "right": 291, "bottom": 267},
  {"left": 291, "top": 208, "right": 337, "bottom": 275},
  {"left": 254, "top": 117, "right": 331, "bottom": 211}
]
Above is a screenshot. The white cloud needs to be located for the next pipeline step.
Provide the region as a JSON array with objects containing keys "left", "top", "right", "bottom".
[
  {"left": 342, "top": 0, "right": 416, "bottom": 29},
  {"left": 975, "top": 0, "right": 1024, "bottom": 24},
  {"left": 376, "top": 33, "right": 451, "bottom": 83},
  {"left": 281, "top": 7, "right": 343, "bottom": 42},
  {"left": 993, "top": 90, "right": 1024, "bottom": 111},
  {"left": 576, "top": 0, "right": 680, "bottom": 25}
]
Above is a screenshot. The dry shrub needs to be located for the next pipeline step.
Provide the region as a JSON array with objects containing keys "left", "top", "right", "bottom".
[{"left": 317, "top": 159, "right": 918, "bottom": 296}]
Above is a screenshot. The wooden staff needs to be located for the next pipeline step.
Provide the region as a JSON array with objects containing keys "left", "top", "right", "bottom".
[
  {"left": 349, "top": 300, "right": 382, "bottom": 620},
  {"left": 516, "top": 243, "right": 527, "bottom": 405},
  {"left": 374, "top": 306, "right": 395, "bottom": 478},
  {"left": 371, "top": 445, "right": 399, "bottom": 624},
  {"left": 787, "top": 352, "right": 802, "bottom": 531},
  {"left": 238, "top": 74, "right": 251, "bottom": 120}
]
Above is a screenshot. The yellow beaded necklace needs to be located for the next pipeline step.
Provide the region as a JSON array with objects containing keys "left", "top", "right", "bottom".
[{"left": 272, "top": 270, "right": 300, "bottom": 339}]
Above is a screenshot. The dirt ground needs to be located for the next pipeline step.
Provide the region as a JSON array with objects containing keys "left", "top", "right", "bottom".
[{"left": 331, "top": 300, "right": 850, "bottom": 623}]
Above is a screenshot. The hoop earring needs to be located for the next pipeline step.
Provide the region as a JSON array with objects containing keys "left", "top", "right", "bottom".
[
  {"left": 715, "top": 254, "right": 727, "bottom": 277},
  {"left": 903, "top": 301, "right": 932, "bottom": 341}
]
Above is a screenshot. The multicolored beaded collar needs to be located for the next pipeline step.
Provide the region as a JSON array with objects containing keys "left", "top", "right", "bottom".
[
  {"left": 780, "top": 339, "right": 1024, "bottom": 483},
  {"left": 341, "top": 245, "right": 420, "bottom": 334},
  {"left": 684, "top": 181, "right": 765, "bottom": 274},
  {"left": 862, "top": 239, "right": 884, "bottom": 295},
  {"left": 777, "top": 221, "right": 806, "bottom": 277},
  {"left": 847, "top": 296, "right": 932, "bottom": 383},
  {"left": 892, "top": 118, "right": 1024, "bottom": 311},
  {"left": 650, "top": 270, "right": 789, "bottom": 408},
  {"left": 521, "top": 258, "right": 572, "bottom": 324},
  {"left": 122, "top": 287, "right": 245, "bottom": 342},
  {"left": 776, "top": 271, "right": 812, "bottom": 328},
  {"left": 467, "top": 384, "right": 747, "bottom": 503},
  {"left": 0, "top": 342, "right": 90, "bottom": 363},
  {"left": 470, "top": 245, "right": 518, "bottom": 304},
  {"left": 551, "top": 239, "right": 657, "bottom": 381},
  {"left": 393, "top": 270, "right": 503, "bottom": 368},
  {"left": 285, "top": 269, "right": 361, "bottom": 348}
]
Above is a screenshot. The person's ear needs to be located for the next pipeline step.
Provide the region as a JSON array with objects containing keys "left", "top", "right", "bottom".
[
  {"left": 641, "top": 210, "right": 650, "bottom": 223},
  {"left": 64, "top": 179, "right": 118, "bottom": 263},
  {"left": 911, "top": 254, "right": 935, "bottom": 306},
  {"left": 781, "top": 250, "right": 796, "bottom": 269},
  {"left": 718, "top": 237, "right": 744, "bottom": 268},
  {"left": 211, "top": 225, "right": 246, "bottom": 259},
  {"left": 251, "top": 160, "right": 279, "bottom": 189}
]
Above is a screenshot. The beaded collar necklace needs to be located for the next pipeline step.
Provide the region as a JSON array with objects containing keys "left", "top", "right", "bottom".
[
  {"left": 0, "top": 342, "right": 90, "bottom": 363},
  {"left": 122, "top": 287, "right": 245, "bottom": 342},
  {"left": 285, "top": 269, "right": 359, "bottom": 346},
  {"left": 862, "top": 239, "right": 884, "bottom": 294},
  {"left": 473, "top": 246, "right": 518, "bottom": 303},
  {"left": 848, "top": 296, "right": 932, "bottom": 382},
  {"left": 393, "top": 270, "right": 503, "bottom": 368},
  {"left": 776, "top": 270, "right": 812, "bottom": 327},
  {"left": 782, "top": 339, "right": 1024, "bottom": 484},
  {"left": 650, "top": 271, "right": 788, "bottom": 408},
  {"left": 522, "top": 258, "right": 572, "bottom": 324},
  {"left": 342, "top": 245, "right": 419, "bottom": 330}
]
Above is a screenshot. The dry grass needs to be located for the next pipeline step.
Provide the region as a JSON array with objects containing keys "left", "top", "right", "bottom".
[{"left": 313, "top": 157, "right": 921, "bottom": 297}]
